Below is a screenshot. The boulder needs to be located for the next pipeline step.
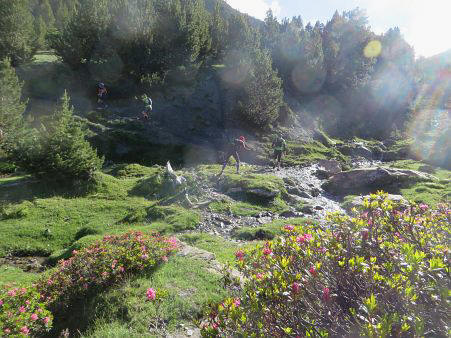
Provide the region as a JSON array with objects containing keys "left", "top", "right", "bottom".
[
  {"left": 246, "top": 188, "right": 279, "bottom": 200},
  {"left": 317, "top": 159, "right": 342, "bottom": 176},
  {"left": 338, "top": 143, "right": 373, "bottom": 159},
  {"left": 345, "top": 194, "right": 408, "bottom": 212},
  {"left": 287, "top": 187, "right": 312, "bottom": 199},
  {"left": 322, "top": 167, "right": 437, "bottom": 194}
]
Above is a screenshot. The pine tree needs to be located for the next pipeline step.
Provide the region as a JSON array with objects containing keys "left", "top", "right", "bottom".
[
  {"left": 0, "top": 58, "right": 26, "bottom": 148},
  {"left": 11, "top": 91, "right": 104, "bottom": 180},
  {"left": 225, "top": 48, "right": 283, "bottom": 129},
  {"left": 0, "top": 0, "right": 35, "bottom": 65},
  {"left": 210, "top": 2, "right": 226, "bottom": 59}
]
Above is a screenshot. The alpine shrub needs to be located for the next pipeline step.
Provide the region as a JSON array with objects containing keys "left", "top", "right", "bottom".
[{"left": 202, "top": 192, "right": 450, "bottom": 337}]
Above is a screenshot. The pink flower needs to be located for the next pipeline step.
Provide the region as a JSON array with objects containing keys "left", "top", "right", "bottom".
[
  {"left": 419, "top": 203, "right": 428, "bottom": 212},
  {"left": 72, "top": 250, "right": 78, "bottom": 255},
  {"left": 322, "top": 287, "right": 330, "bottom": 302},
  {"left": 4, "top": 328, "right": 11, "bottom": 334},
  {"left": 141, "top": 254, "right": 149, "bottom": 260},
  {"left": 146, "top": 288, "right": 156, "bottom": 301},
  {"left": 102, "top": 271, "right": 109, "bottom": 277},
  {"left": 256, "top": 273, "right": 264, "bottom": 280},
  {"left": 235, "top": 250, "right": 245, "bottom": 260},
  {"left": 7, "top": 289, "right": 16, "bottom": 297},
  {"left": 309, "top": 266, "right": 317, "bottom": 276},
  {"left": 263, "top": 248, "right": 272, "bottom": 255},
  {"left": 284, "top": 225, "right": 294, "bottom": 231},
  {"left": 111, "top": 259, "right": 118, "bottom": 269},
  {"left": 20, "top": 326, "right": 30, "bottom": 335},
  {"left": 296, "top": 236, "right": 306, "bottom": 244},
  {"left": 119, "top": 266, "right": 125, "bottom": 273},
  {"left": 20, "top": 288, "right": 27, "bottom": 295},
  {"left": 162, "top": 256, "right": 168, "bottom": 262},
  {"left": 304, "top": 234, "right": 313, "bottom": 241},
  {"left": 212, "top": 323, "right": 218, "bottom": 330},
  {"left": 19, "top": 306, "right": 26, "bottom": 313},
  {"left": 30, "top": 313, "right": 38, "bottom": 321},
  {"left": 37, "top": 308, "right": 43, "bottom": 313},
  {"left": 292, "top": 282, "right": 301, "bottom": 294},
  {"left": 25, "top": 300, "right": 30, "bottom": 305},
  {"left": 0, "top": 299, "right": 3, "bottom": 306},
  {"left": 233, "top": 298, "right": 240, "bottom": 307},
  {"left": 43, "top": 317, "right": 51, "bottom": 325},
  {"left": 47, "top": 279, "right": 53, "bottom": 286}
]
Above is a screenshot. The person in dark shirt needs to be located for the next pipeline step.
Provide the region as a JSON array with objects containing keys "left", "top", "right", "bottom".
[{"left": 218, "top": 136, "right": 250, "bottom": 176}]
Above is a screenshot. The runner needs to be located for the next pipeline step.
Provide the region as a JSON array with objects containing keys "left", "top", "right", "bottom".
[{"left": 218, "top": 136, "right": 251, "bottom": 176}]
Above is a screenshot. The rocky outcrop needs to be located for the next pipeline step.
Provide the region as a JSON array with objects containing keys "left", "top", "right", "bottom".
[
  {"left": 315, "top": 159, "right": 342, "bottom": 179},
  {"left": 344, "top": 194, "right": 408, "bottom": 212},
  {"left": 322, "top": 167, "right": 437, "bottom": 194}
]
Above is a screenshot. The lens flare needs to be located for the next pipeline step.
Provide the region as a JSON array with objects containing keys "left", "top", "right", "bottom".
[{"left": 364, "top": 40, "right": 382, "bottom": 58}]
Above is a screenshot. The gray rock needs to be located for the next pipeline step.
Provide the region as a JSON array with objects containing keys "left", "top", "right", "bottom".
[
  {"left": 317, "top": 159, "right": 342, "bottom": 176},
  {"left": 314, "top": 205, "right": 324, "bottom": 210},
  {"left": 280, "top": 210, "right": 297, "bottom": 218},
  {"left": 345, "top": 194, "right": 408, "bottom": 212},
  {"left": 287, "top": 187, "right": 313, "bottom": 199},
  {"left": 301, "top": 205, "right": 315, "bottom": 214},
  {"left": 247, "top": 188, "right": 279, "bottom": 200},
  {"left": 323, "top": 167, "right": 437, "bottom": 194},
  {"left": 310, "top": 188, "right": 321, "bottom": 197}
]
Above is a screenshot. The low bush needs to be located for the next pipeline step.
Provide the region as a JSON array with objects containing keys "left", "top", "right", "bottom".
[
  {"left": 0, "top": 287, "right": 53, "bottom": 337},
  {"left": 202, "top": 192, "right": 450, "bottom": 337},
  {"left": 36, "top": 231, "right": 178, "bottom": 307}
]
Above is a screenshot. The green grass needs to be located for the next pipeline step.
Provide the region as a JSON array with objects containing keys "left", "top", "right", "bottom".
[
  {"left": 0, "top": 266, "right": 41, "bottom": 288},
  {"left": 178, "top": 233, "right": 259, "bottom": 265},
  {"left": 233, "top": 217, "right": 311, "bottom": 241},
  {"left": 61, "top": 256, "right": 227, "bottom": 337},
  {"left": 388, "top": 160, "right": 450, "bottom": 205},
  {"left": 271, "top": 141, "right": 349, "bottom": 166}
]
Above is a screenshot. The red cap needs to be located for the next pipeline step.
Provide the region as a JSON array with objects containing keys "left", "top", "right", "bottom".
[{"left": 239, "top": 136, "right": 245, "bottom": 142}]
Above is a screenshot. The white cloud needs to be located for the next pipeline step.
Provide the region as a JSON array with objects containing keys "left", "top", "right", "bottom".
[{"left": 225, "top": 0, "right": 281, "bottom": 20}]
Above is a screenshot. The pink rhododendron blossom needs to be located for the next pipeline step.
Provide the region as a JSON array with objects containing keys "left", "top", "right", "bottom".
[
  {"left": 0, "top": 299, "right": 3, "bottom": 306},
  {"left": 72, "top": 250, "right": 78, "bottom": 255},
  {"left": 43, "top": 317, "right": 50, "bottom": 325},
  {"left": 119, "top": 266, "right": 125, "bottom": 273},
  {"left": 162, "top": 256, "right": 168, "bottom": 262},
  {"left": 322, "top": 287, "right": 330, "bottom": 302},
  {"left": 7, "top": 289, "right": 16, "bottom": 297},
  {"left": 263, "top": 248, "right": 272, "bottom": 255},
  {"left": 235, "top": 250, "right": 245, "bottom": 260},
  {"left": 19, "top": 306, "right": 26, "bottom": 313},
  {"left": 20, "top": 326, "right": 30, "bottom": 335},
  {"left": 309, "top": 266, "right": 317, "bottom": 276},
  {"left": 20, "top": 288, "right": 27, "bottom": 294},
  {"left": 47, "top": 279, "right": 53, "bottom": 286},
  {"left": 292, "top": 282, "right": 301, "bottom": 294},
  {"left": 146, "top": 288, "right": 156, "bottom": 301},
  {"left": 31, "top": 313, "right": 38, "bottom": 321},
  {"left": 296, "top": 235, "right": 305, "bottom": 244},
  {"left": 25, "top": 300, "right": 30, "bottom": 305},
  {"left": 419, "top": 203, "right": 428, "bottom": 212},
  {"left": 304, "top": 234, "right": 313, "bottom": 241},
  {"left": 4, "top": 328, "right": 11, "bottom": 334},
  {"left": 233, "top": 298, "right": 241, "bottom": 307},
  {"left": 256, "top": 273, "right": 263, "bottom": 280},
  {"left": 284, "top": 225, "right": 294, "bottom": 231}
]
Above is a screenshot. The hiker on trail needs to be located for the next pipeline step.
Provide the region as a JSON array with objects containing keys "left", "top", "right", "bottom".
[
  {"left": 140, "top": 94, "right": 152, "bottom": 121},
  {"left": 218, "top": 136, "right": 251, "bottom": 176},
  {"left": 97, "top": 82, "right": 108, "bottom": 108},
  {"left": 272, "top": 134, "right": 287, "bottom": 170}
]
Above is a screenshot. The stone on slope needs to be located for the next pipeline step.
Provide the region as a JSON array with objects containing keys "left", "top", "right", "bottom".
[{"left": 322, "top": 167, "right": 437, "bottom": 194}]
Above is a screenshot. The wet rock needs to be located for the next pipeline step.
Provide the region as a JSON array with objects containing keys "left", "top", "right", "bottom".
[
  {"left": 310, "top": 188, "right": 321, "bottom": 197},
  {"left": 314, "top": 169, "right": 330, "bottom": 180},
  {"left": 323, "top": 167, "right": 437, "bottom": 194},
  {"left": 283, "top": 177, "right": 297, "bottom": 186},
  {"left": 301, "top": 205, "right": 315, "bottom": 214},
  {"left": 314, "top": 206, "right": 324, "bottom": 210},
  {"left": 280, "top": 210, "right": 297, "bottom": 218},
  {"left": 247, "top": 188, "right": 279, "bottom": 200},
  {"left": 287, "top": 187, "right": 312, "bottom": 199}
]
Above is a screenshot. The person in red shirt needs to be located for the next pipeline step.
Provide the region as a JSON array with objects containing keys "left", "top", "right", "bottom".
[
  {"left": 97, "top": 83, "right": 108, "bottom": 108},
  {"left": 218, "top": 136, "right": 251, "bottom": 176}
]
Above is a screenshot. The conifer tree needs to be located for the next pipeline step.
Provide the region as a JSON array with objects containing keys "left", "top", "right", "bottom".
[
  {"left": 0, "top": 58, "right": 26, "bottom": 149},
  {"left": 0, "top": 0, "right": 35, "bottom": 65}
]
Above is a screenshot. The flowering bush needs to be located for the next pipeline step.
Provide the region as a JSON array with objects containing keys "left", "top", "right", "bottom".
[
  {"left": 202, "top": 192, "right": 450, "bottom": 337},
  {"left": 35, "top": 231, "right": 178, "bottom": 307},
  {"left": 0, "top": 286, "right": 53, "bottom": 337}
]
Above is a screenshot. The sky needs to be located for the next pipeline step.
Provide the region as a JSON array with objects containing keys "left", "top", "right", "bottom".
[{"left": 224, "top": 0, "right": 451, "bottom": 58}]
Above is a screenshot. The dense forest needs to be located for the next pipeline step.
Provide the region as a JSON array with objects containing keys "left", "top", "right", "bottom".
[{"left": 2, "top": 0, "right": 448, "bottom": 139}]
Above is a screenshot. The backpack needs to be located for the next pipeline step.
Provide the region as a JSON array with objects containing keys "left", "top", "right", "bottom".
[{"left": 274, "top": 137, "right": 286, "bottom": 151}]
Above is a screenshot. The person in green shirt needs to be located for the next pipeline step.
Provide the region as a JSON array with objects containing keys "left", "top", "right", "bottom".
[
  {"left": 272, "top": 134, "right": 286, "bottom": 170},
  {"left": 139, "top": 94, "right": 152, "bottom": 121}
]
